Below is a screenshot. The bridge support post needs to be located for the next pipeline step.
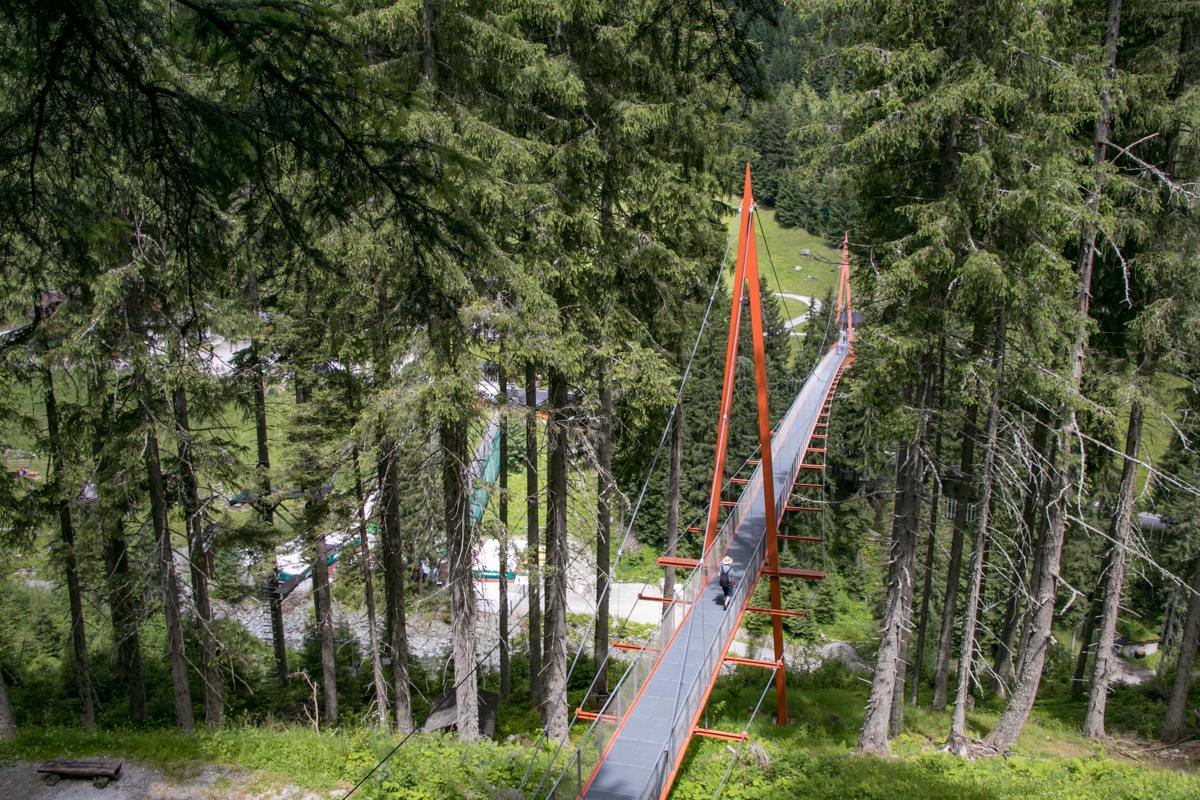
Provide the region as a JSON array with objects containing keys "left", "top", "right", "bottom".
[
  {"left": 741, "top": 190, "right": 788, "bottom": 727},
  {"left": 698, "top": 164, "right": 789, "bottom": 726}
]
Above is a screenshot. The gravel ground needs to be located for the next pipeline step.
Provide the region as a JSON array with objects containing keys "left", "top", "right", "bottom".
[{"left": 0, "top": 761, "right": 339, "bottom": 800}]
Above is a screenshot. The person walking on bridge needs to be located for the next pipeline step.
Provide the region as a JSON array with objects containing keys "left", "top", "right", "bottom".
[{"left": 718, "top": 556, "right": 736, "bottom": 609}]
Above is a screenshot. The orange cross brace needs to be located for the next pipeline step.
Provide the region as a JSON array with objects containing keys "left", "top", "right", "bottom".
[
  {"left": 762, "top": 567, "right": 826, "bottom": 580},
  {"left": 656, "top": 556, "right": 699, "bottom": 570},
  {"left": 576, "top": 709, "right": 618, "bottom": 723},
  {"left": 745, "top": 606, "right": 808, "bottom": 618},
  {"left": 693, "top": 727, "right": 749, "bottom": 743},
  {"left": 637, "top": 593, "right": 682, "bottom": 604},
  {"left": 725, "top": 655, "right": 781, "bottom": 669}
]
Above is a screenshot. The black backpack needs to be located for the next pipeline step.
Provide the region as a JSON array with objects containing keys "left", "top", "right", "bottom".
[{"left": 718, "top": 564, "right": 732, "bottom": 590}]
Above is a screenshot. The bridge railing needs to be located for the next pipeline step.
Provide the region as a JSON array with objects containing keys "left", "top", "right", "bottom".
[{"left": 542, "top": 342, "right": 847, "bottom": 798}]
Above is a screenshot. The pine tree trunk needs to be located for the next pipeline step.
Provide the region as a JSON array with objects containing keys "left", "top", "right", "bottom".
[
  {"left": 0, "top": 669, "right": 14, "bottom": 740},
  {"left": 1072, "top": 586, "right": 1103, "bottom": 698},
  {"left": 865, "top": 357, "right": 935, "bottom": 749},
  {"left": 1164, "top": 554, "right": 1200, "bottom": 740},
  {"left": 984, "top": 0, "right": 1121, "bottom": 752},
  {"left": 1015, "top": 429, "right": 1058, "bottom": 683},
  {"left": 909, "top": 340, "right": 944, "bottom": 708},
  {"left": 890, "top": 550, "right": 917, "bottom": 737},
  {"left": 593, "top": 366, "right": 613, "bottom": 701},
  {"left": 525, "top": 363, "right": 543, "bottom": 706},
  {"left": 443, "top": 416, "right": 479, "bottom": 741},
  {"left": 94, "top": 378, "right": 147, "bottom": 722},
  {"left": 664, "top": 405, "right": 684, "bottom": 600},
  {"left": 932, "top": 405, "right": 978, "bottom": 710},
  {"left": 1158, "top": 596, "right": 1179, "bottom": 680},
  {"left": 253, "top": 350, "right": 288, "bottom": 686},
  {"left": 247, "top": 268, "right": 287, "bottom": 687},
  {"left": 42, "top": 369, "right": 95, "bottom": 731},
  {"left": 1084, "top": 372, "right": 1150, "bottom": 736},
  {"left": 354, "top": 451, "right": 389, "bottom": 728},
  {"left": 103, "top": 518, "right": 146, "bottom": 723},
  {"left": 910, "top": 483, "right": 940, "bottom": 706},
  {"left": 378, "top": 438, "right": 413, "bottom": 733},
  {"left": 498, "top": 365, "right": 511, "bottom": 701},
  {"left": 950, "top": 321, "right": 1005, "bottom": 744},
  {"left": 543, "top": 369, "right": 570, "bottom": 742},
  {"left": 989, "top": 412, "right": 1047, "bottom": 697},
  {"left": 141, "top": 378, "right": 194, "bottom": 732},
  {"left": 310, "top": 532, "right": 338, "bottom": 726},
  {"left": 420, "top": 0, "right": 435, "bottom": 81},
  {"left": 172, "top": 373, "right": 223, "bottom": 729},
  {"left": 859, "top": 434, "right": 922, "bottom": 754}
]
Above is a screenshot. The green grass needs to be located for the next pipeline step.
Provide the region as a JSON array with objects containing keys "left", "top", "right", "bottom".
[
  {"left": 1134, "top": 371, "right": 1188, "bottom": 493},
  {"left": 4, "top": 672, "right": 1199, "bottom": 800},
  {"left": 670, "top": 666, "right": 1200, "bottom": 800},
  {"left": 612, "top": 542, "right": 664, "bottom": 584},
  {"left": 0, "top": 726, "right": 536, "bottom": 798},
  {"left": 728, "top": 208, "right": 842, "bottom": 302}
]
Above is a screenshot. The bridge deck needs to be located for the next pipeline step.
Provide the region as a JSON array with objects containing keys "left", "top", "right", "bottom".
[{"left": 571, "top": 340, "right": 849, "bottom": 800}]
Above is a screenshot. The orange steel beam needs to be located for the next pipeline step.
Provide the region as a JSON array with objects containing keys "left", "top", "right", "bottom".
[
  {"left": 702, "top": 165, "right": 755, "bottom": 552},
  {"left": 730, "top": 477, "right": 749, "bottom": 485},
  {"left": 746, "top": 605, "right": 808, "bottom": 618},
  {"left": 686, "top": 526, "right": 703, "bottom": 534},
  {"left": 748, "top": 458, "right": 761, "bottom": 465},
  {"left": 637, "top": 593, "right": 682, "bottom": 604},
  {"left": 794, "top": 482, "right": 823, "bottom": 489},
  {"left": 784, "top": 505, "right": 823, "bottom": 513},
  {"left": 656, "top": 556, "right": 699, "bottom": 570},
  {"left": 740, "top": 168, "right": 787, "bottom": 729},
  {"left": 798, "top": 463, "right": 826, "bottom": 470},
  {"left": 693, "top": 727, "right": 749, "bottom": 743},
  {"left": 576, "top": 709, "right": 619, "bottom": 723},
  {"left": 718, "top": 500, "right": 737, "bottom": 507},
  {"left": 778, "top": 534, "right": 823, "bottom": 543},
  {"left": 611, "top": 641, "right": 646, "bottom": 652},
  {"left": 725, "top": 655, "right": 782, "bottom": 669},
  {"left": 762, "top": 567, "right": 827, "bottom": 580}
]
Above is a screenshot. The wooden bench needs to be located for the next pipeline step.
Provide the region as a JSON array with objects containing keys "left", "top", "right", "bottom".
[{"left": 36, "top": 758, "right": 123, "bottom": 788}]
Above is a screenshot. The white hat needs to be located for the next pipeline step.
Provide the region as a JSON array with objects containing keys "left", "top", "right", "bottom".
[{"left": 722, "top": 556, "right": 733, "bottom": 565}]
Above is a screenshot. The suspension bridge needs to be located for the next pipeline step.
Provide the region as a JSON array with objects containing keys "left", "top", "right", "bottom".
[{"left": 523, "top": 165, "right": 856, "bottom": 800}]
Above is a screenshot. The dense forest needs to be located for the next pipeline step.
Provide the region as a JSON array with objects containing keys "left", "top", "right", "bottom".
[{"left": 1, "top": 1, "right": 1200, "bottom": 798}]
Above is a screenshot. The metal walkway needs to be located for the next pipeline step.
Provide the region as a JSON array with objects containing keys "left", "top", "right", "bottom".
[{"left": 547, "top": 337, "right": 851, "bottom": 800}]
